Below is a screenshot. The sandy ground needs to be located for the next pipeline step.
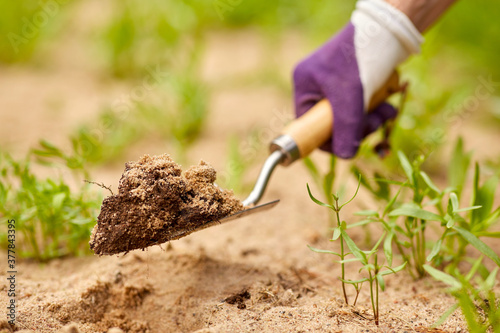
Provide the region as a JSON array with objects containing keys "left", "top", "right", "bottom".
[{"left": 2, "top": 2, "right": 500, "bottom": 332}]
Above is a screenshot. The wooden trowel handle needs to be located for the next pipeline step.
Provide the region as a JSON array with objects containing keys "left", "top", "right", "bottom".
[{"left": 281, "top": 71, "right": 401, "bottom": 159}]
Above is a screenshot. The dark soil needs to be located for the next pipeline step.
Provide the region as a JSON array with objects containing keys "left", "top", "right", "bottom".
[
  {"left": 224, "top": 289, "right": 251, "bottom": 309},
  {"left": 89, "top": 154, "right": 243, "bottom": 255}
]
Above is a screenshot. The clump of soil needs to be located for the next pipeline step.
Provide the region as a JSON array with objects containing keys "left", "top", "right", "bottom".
[
  {"left": 89, "top": 154, "right": 243, "bottom": 255},
  {"left": 224, "top": 289, "right": 251, "bottom": 309}
]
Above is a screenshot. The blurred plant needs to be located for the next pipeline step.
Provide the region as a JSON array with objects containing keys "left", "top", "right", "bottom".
[
  {"left": 353, "top": 138, "right": 500, "bottom": 279},
  {"left": 219, "top": 136, "right": 252, "bottom": 195},
  {"left": 424, "top": 257, "right": 500, "bottom": 332},
  {"left": 100, "top": 0, "right": 202, "bottom": 78},
  {"left": 307, "top": 180, "right": 406, "bottom": 326},
  {"left": 160, "top": 72, "right": 209, "bottom": 150},
  {"left": 0, "top": 152, "right": 101, "bottom": 261},
  {"left": 0, "top": 0, "right": 68, "bottom": 63}
]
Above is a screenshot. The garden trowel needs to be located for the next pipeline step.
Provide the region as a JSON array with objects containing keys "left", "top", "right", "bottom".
[{"left": 240, "top": 71, "right": 401, "bottom": 208}]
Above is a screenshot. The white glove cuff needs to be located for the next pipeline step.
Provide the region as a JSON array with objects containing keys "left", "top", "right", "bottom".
[{"left": 351, "top": 0, "right": 424, "bottom": 108}]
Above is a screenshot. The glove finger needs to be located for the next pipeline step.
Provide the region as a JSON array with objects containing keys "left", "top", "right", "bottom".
[{"left": 363, "top": 102, "right": 398, "bottom": 137}]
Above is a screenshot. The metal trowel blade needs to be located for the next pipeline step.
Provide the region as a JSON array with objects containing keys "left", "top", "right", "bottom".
[
  {"left": 220, "top": 199, "right": 280, "bottom": 223},
  {"left": 165, "top": 199, "right": 280, "bottom": 241}
]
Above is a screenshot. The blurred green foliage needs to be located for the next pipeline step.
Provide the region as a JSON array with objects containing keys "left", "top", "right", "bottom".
[
  {"left": 0, "top": 152, "right": 101, "bottom": 261},
  {"left": 0, "top": 1, "right": 46, "bottom": 62}
]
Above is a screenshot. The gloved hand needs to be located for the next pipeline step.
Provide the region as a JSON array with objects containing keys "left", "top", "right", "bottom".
[{"left": 293, "top": 0, "right": 423, "bottom": 159}]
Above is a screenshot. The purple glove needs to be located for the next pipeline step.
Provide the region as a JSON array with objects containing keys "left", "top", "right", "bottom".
[{"left": 293, "top": 0, "right": 423, "bottom": 159}]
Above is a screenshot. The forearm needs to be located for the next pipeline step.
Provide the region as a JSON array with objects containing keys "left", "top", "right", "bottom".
[{"left": 384, "top": 0, "right": 458, "bottom": 32}]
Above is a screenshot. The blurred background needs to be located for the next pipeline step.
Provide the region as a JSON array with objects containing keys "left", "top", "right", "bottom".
[{"left": 1, "top": 0, "right": 500, "bottom": 260}]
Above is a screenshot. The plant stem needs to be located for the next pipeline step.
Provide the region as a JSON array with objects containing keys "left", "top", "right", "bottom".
[
  {"left": 375, "top": 277, "right": 379, "bottom": 326},
  {"left": 420, "top": 219, "right": 427, "bottom": 273},
  {"left": 393, "top": 234, "right": 416, "bottom": 280},
  {"left": 374, "top": 254, "right": 380, "bottom": 326},
  {"left": 335, "top": 198, "right": 349, "bottom": 305},
  {"left": 369, "top": 271, "right": 377, "bottom": 325},
  {"left": 353, "top": 286, "right": 361, "bottom": 306}
]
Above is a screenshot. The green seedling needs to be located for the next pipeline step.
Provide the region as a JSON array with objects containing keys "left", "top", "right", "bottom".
[
  {"left": 424, "top": 257, "right": 500, "bottom": 332},
  {"left": 307, "top": 179, "right": 359, "bottom": 304},
  {"left": 0, "top": 152, "right": 101, "bottom": 261},
  {"left": 354, "top": 138, "right": 500, "bottom": 279},
  {"left": 307, "top": 180, "right": 406, "bottom": 325}
]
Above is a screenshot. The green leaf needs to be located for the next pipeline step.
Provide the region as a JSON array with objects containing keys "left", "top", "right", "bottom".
[
  {"left": 480, "top": 207, "right": 500, "bottom": 230},
  {"left": 471, "top": 163, "right": 480, "bottom": 210},
  {"left": 455, "top": 290, "right": 483, "bottom": 332},
  {"left": 38, "top": 139, "right": 64, "bottom": 155},
  {"left": 371, "top": 232, "right": 386, "bottom": 254},
  {"left": 454, "top": 205, "right": 482, "bottom": 213},
  {"left": 427, "top": 238, "right": 443, "bottom": 262},
  {"left": 340, "top": 228, "right": 366, "bottom": 263},
  {"left": 340, "top": 277, "right": 368, "bottom": 284},
  {"left": 446, "top": 216, "right": 456, "bottom": 229},
  {"left": 448, "top": 137, "right": 471, "bottom": 199},
  {"left": 339, "top": 175, "right": 361, "bottom": 210},
  {"left": 332, "top": 227, "right": 341, "bottom": 241},
  {"left": 379, "top": 262, "right": 407, "bottom": 276},
  {"left": 307, "top": 245, "right": 341, "bottom": 257},
  {"left": 347, "top": 220, "right": 373, "bottom": 229},
  {"left": 337, "top": 258, "right": 363, "bottom": 264},
  {"left": 351, "top": 165, "right": 374, "bottom": 193},
  {"left": 453, "top": 226, "right": 500, "bottom": 266},
  {"left": 474, "top": 231, "right": 500, "bottom": 238},
  {"left": 420, "top": 171, "right": 440, "bottom": 193},
  {"left": 423, "top": 264, "right": 462, "bottom": 289},
  {"left": 484, "top": 267, "right": 499, "bottom": 290},
  {"left": 431, "top": 303, "right": 459, "bottom": 328},
  {"left": 465, "top": 256, "right": 483, "bottom": 281},
  {"left": 376, "top": 274, "right": 386, "bottom": 291},
  {"left": 374, "top": 172, "right": 390, "bottom": 201},
  {"left": 389, "top": 203, "right": 444, "bottom": 222},
  {"left": 450, "top": 192, "right": 459, "bottom": 212},
  {"left": 398, "top": 151, "right": 414, "bottom": 185},
  {"left": 303, "top": 157, "right": 320, "bottom": 186},
  {"left": 382, "top": 185, "right": 403, "bottom": 218},
  {"left": 52, "top": 192, "right": 67, "bottom": 211},
  {"left": 384, "top": 231, "right": 394, "bottom": 266},
  {"left": 70, "top": 218, "right": 93, "bottom": 225},
  {"left": 306, "top": 184, "right": 333, "bottom": 210},
  {"left": 472, "top": 174, "right": 499, "bottom": 226}
]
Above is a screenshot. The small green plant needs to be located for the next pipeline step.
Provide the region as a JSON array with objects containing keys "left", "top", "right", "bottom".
[
  {"left": 424, "top": 258, "right": 500, "bottom": 332},
  {"left": 307, "top": 181, "right": 356, "bottom": 304},
  {"left": 0, "top": 152, "right": 102, "bottom": 261},
  {"left": 353, "top": 138, "right": 500, "bottom": 279},
  {"left": 307, "top": 181, "right": 406, "bottom": 325}
]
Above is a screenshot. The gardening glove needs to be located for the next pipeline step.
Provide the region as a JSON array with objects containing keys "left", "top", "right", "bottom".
[{"left": 293, "top": 0, "right": 423, "bottom": 159}]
